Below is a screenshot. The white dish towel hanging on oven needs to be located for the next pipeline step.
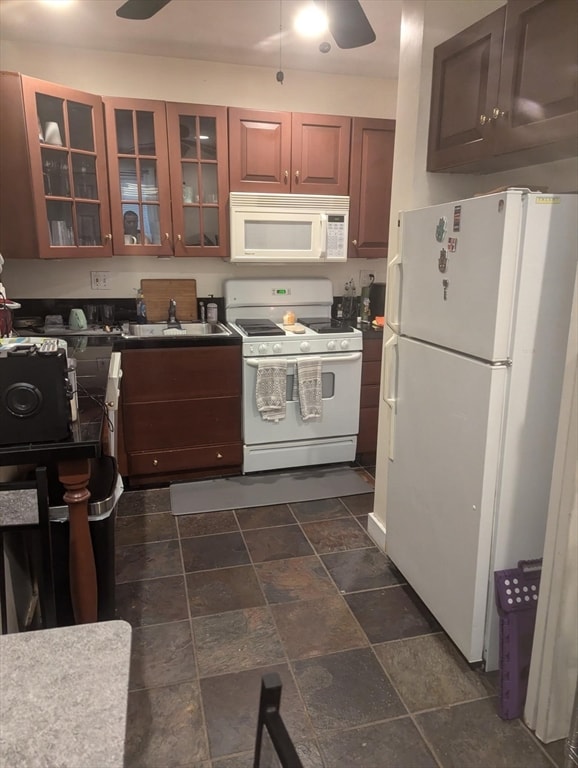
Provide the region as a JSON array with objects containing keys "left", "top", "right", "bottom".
[
  {"left": 256, "top": 358, "right": 287, "bottom": 422},
  {"left": 295, "top": 356, "right": 323, "bottom": 421}
]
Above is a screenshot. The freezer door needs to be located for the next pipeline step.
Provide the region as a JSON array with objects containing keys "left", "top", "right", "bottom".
[
  {"left": 394, "top": 192, "right": 523, "bottom": 361},
  {"left": 385, "top": 336, "right": 508, "bottom": 662}
]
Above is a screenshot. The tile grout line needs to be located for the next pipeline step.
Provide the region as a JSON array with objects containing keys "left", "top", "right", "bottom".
[{"left": 175, "top": 502, "right": 212, "bottom": 765}]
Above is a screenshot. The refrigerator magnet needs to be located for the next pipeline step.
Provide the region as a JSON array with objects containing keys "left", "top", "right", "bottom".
[
  {"left": 448, "top": 237, "right": 457, "bottom": 252},
  {"left": 453, "top": 205, "right": 461, "bottom": 231},
  {"left": 438, "top": 248, "right": 448, "bottom": 273},
  {"left": 435, "top": 216, "right": 447, "bottom": 242}
]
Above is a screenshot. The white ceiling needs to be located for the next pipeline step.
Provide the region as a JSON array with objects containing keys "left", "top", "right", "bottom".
[{"left": 0, "top": 0, "right": 402, "bottom": 79}]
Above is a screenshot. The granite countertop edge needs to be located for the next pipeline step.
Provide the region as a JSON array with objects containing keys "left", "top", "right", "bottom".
[{"left": 0, "top": 620, "right": 132, "bottom": 768}]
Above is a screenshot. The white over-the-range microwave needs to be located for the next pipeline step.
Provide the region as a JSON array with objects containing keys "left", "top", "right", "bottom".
[{"left": 229, "top": 192, "right": 349, "bottom": 263}]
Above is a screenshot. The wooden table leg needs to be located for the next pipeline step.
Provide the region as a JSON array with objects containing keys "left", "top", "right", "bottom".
[{"left": 57, "top": 458, "right": 97, "bottom": 624}]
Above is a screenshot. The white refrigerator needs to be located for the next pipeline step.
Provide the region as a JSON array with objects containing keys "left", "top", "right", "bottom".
[{"left": 381, "top": 190, "right": 578, "bottom": 670}]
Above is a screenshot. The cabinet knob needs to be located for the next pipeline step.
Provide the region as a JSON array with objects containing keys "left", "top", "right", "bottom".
[
  {"left": 104, "top": 234, "right": 112, "bottom": 242},
  {"left": 479, "top": 114, "right": 488, "bottom": 126},
  {"left": 177, "top": 234, "right": 182, "bottom": 242},
  {"left": 164, "top": 232, "right": 170, "bottom": 241},
  {"left": 294, "top": 170, "right": 300, "bottom": 183},
  {"left": 283, "top": 170, "right": 289, "bottom": 183},
  {"left": 352, "top": 239, "right": 358, "bottom": 246},
  {"left": 152, "top": 459, "right": 159, "bottom": 467},
  {"left": 492, "top": 107, "right": 505, "bottom": 120},
  {"left": 216, "top": 452, "right": 223, "bottom": 459}
]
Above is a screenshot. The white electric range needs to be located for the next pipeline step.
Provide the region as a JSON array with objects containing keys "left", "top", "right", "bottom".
[{"left": 224, "top": 278, "right": 363, "bottom": 473}]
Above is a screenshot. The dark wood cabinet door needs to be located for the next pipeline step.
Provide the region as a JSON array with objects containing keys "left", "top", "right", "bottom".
[
  {"left": 427, "top": 7, "right": 505, "bottom": 172},
  {"left": 166, "top": 102, "right": 229, "bottom": 257},
  {"left": 1, "top": 72, "right": 113, "bottom": 259},
  {"left": 496, "top": 0, "right": 578, "bottom": 155},
  {"left": 103, "top": 97, "right": 173, "bottom": 256},
  {"left": 357, "top": 337, "right": 383, "bottom": 458},
  {"left": 291, "top": 113, "right": 351, "bottom": 195},
  {"left": 228, "top": 108, "right": 292, "bottom": 192},
  {"left": 121, "top": 346, "right": 241, "bottom": 403},
  {"left": 349, "top": 118, "right": 395, "bottom": 259}
]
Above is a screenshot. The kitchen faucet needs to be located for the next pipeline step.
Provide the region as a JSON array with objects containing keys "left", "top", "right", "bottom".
[{"left": 167, "top": 298, "right": 181, "bottom": 329}]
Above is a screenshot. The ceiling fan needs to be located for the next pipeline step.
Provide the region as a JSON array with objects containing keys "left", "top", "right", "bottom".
[{"left": 116, "top": 0, "right": 376, "bottom": 49}]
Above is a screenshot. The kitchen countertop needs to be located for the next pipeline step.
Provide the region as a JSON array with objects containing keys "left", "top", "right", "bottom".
[{"left": 0, "top": 620, "right": 132, "bottom": 768}]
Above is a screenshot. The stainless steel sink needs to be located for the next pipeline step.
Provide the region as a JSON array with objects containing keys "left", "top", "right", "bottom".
[{"left": 127, "top": 322, "right": 231, "bottom": 338}]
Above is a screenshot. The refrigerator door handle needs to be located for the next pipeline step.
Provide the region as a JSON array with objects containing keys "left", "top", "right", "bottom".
[
  {"left": 383, "top": 334, "right": 398, "bottom": 459},
  {"left": 386, "top": 253, "right": 402, "bottom": 333}
]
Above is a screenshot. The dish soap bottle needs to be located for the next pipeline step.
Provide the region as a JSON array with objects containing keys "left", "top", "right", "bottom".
[{"left": 135, "top": 288, "right": 147, "bottom": 324}]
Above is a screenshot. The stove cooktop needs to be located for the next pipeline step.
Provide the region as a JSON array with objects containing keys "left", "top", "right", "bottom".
[
  {"left": 235, "top": 319, "right": 286, "bottom": 337},
  {"left": 298, "top": 317, "right": 356, "bottom": 334}
]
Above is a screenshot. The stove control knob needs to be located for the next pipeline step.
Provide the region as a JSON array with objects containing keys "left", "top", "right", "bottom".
[
  {"left": 327, "top": 340, "right": 337, "bottom": 351},
  {"left": 258, "top": 344, "right": 268, "bottom": 354},
  {"left": 300, "top": 341, "right": 311, "bottom": 352},
  {"left": 272, "top": 343, "right": 282, "bottom": 354},
  {"left": 340, "top": 339, "right": 350, "bottom": 350}
]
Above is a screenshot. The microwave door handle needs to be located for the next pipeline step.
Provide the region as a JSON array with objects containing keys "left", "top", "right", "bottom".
[{"left": 319, "top": 214, "right": 328, "bottom": 257}]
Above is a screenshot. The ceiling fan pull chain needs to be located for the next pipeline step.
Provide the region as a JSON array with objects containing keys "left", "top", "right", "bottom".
[{"left": 276, "top": 0, "right": 284, "bottom": 84}]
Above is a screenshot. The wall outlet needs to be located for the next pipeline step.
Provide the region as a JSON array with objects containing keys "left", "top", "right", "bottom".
[
  {"left": 359, "top": 270, "right": 375, "bottom": 288},
  {"left": 91, "top": 271, "right": 111, "bottom": 290}
]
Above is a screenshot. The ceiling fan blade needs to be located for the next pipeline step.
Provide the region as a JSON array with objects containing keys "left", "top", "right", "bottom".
[
  {"left": 116, "top": 0, "right": 172, "bottom": 20},
  {"left": 316, "top": 0, "right": 376, "bottom": 49}
]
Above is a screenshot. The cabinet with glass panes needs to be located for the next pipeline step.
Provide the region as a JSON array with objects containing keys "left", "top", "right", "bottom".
[
  {"left": 0, "top": 72, "right": 112, "bottom": 259},
  {"left": 103, "top": 99, "right": 228, "bottom": 257}
]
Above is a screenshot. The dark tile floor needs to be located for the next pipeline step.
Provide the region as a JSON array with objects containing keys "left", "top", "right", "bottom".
[{"left": 115, "top": 469, "right": 565, "bottom": 768}]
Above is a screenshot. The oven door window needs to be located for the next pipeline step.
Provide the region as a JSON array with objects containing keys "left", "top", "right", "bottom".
[{"left": 287, "top": 371, "right": 334, "bottom": 400}]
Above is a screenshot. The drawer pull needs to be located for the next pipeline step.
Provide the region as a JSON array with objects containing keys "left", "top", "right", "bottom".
[
  {"left": 216, "top": 452, "right": 223, "bottom": 459},
  {"left": 152, "top": 459, "right": 159, "bottom": 467}
]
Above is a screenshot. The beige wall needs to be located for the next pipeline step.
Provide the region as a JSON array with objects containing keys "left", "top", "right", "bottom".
[
  {"left": 0, "top": 41, "right": 397, "bottom": 117},
  {"left": 0, "top": 40, "right": 396, "bottom": 298}
]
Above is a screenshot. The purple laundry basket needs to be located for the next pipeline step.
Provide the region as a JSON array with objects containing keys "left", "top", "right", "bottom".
[{"left": 494, "top": 559, "right": 542, "bottom": 720}]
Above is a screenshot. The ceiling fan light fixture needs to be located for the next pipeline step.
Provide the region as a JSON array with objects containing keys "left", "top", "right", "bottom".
[{"left": 294, "top": 4, "right": 328, "bottom": 38}]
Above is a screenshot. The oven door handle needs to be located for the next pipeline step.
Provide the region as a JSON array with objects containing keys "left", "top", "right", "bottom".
[{"left": 245, "top": 352, "right": 362, "bottom": 367}]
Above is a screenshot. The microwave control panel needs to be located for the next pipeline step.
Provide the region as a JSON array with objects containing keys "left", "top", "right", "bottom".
[{"left": 326, "top": 214, "right": 347, "bottom": 259}]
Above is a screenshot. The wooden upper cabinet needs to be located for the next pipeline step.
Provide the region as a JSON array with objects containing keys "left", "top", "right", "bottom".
[
  {"left": 348, "top": 118, "right": 395, "bottom": 259},
  {"left": 228, "top": 108, "right": 291, "bottom": 192},
  {"left": 103, "top": 97, "right": 173, "bottom": 257},
  {"left": 165, "top": 102, "right": 229, "bottom": 257},
  {"left": 427, "top": 7, "right": 505, "bottom": 172},
  {"left": 229, "top": 108, "right": 351, "bottom": 194},
  {"left": 290, "top": 113, "right": 351, "bottom": 195},
  {"left": 0, "top": 72, "right": 112, "bottom": 259},
  {"left": 427, "top": 0, "right": 578, "bottom": 173},
  {"left": 496, "top": 0, "right": 578, "bottom": 156}
]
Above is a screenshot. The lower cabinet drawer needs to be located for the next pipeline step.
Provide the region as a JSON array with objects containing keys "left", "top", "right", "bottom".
[
  {"left": 128, "top": 442, "right": 243, "bottom": 476},
  {"left": 361, "top": 360, "right": 381, "bottom": 387},
  {"left": 357, "top": 406, "right": 379, "bottom": 454},
  {"left": 360, "top": 384, "right": 380, "bottom": 409},
  {"left": 122, "top": 397, "right": 241, "bottom": 452}
]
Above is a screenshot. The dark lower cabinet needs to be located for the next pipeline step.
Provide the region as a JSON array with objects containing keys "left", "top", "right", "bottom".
[
  {"left": 118, "top": 345, "right": 242, "bottom": 486},
  {"left": 357, "top": 336, "right": 383, "bottom": 460}
]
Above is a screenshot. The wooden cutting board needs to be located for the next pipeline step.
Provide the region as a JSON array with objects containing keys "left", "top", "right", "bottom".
[{"left": 140, "top": 279, "right": 198, "bottom": 323}]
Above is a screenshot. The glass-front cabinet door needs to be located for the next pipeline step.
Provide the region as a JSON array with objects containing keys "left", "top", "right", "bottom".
[
  {"left": 103, "top": 98, "right": 173, "bottom": 256},
  {"left": 21, "top": 76, "right": 112, "bottom": 258},
  {"left": 166, "top": 103, "right": 229, "bottom": 257}
]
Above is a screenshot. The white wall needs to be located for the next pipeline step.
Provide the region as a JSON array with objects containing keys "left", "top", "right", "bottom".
[{"left": 0, "top": 41, "right": 396, "bottom": 298}]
